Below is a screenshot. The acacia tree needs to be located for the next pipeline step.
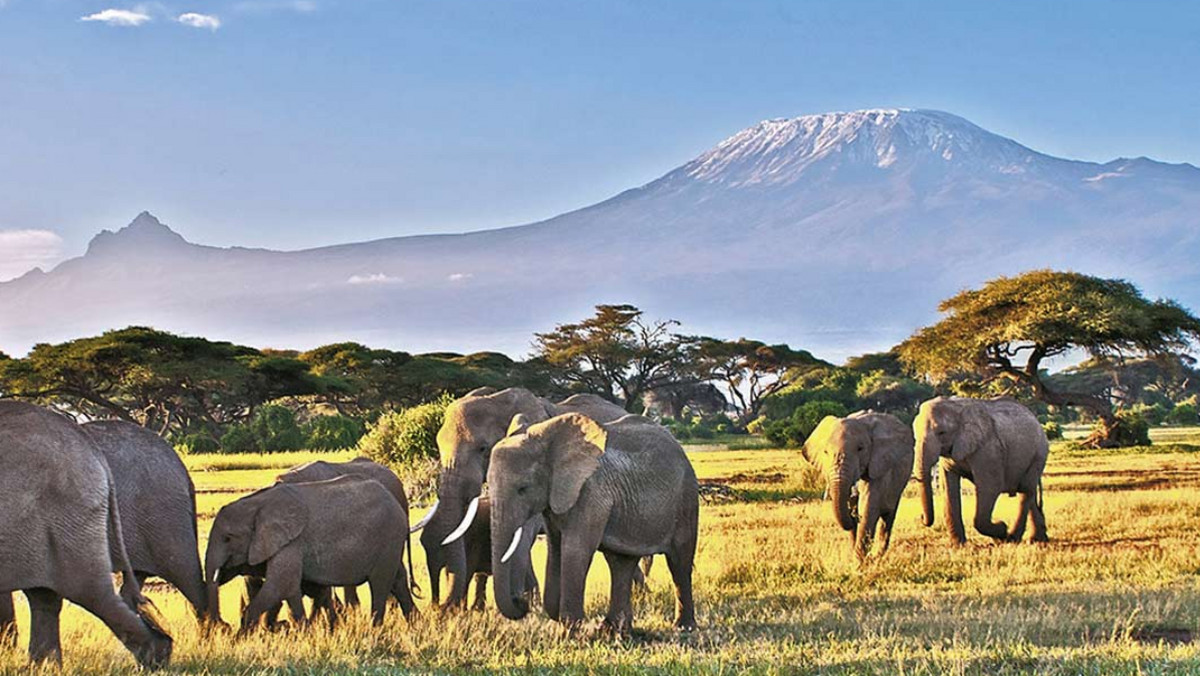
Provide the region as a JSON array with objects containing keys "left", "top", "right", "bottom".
[
  {"left": 533, "top": 304, "right": 691, "bottom": 411},
  {"left": 686, "top": 337, "right": 824, "bottom": 424},
  {"left": 897, "top": 270, "right": 1200, "bottom": 447}
]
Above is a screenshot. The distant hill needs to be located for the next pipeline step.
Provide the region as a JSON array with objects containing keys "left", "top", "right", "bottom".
[{"left": 2, "top": 109, "right": 1198, "bottom": 359}]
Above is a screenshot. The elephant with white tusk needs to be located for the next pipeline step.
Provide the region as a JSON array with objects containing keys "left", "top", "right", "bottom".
[
  {"left": 0, "top": 401, "right": 173, "bottom": 668},
  {"left": 424, "top": 387, "right": 634, "bottom": 609},
  {"left": 913, "top": 397, "right": 1049, "bottom": 544},
  {"left": 430, "top": 493, "right": 541, "bottom": 610},
  {"left": 487, "top": 413, "right": 699, "bottom": 635},
  {"left": 803, "top": 411, "right": 914, "bottom": 560}
]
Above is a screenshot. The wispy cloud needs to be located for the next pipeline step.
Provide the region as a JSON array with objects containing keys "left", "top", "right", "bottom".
[
  {"left": 447, "top": 272, "right": 474, "bottom": 282},
  {"left": 0, "top": 230, "right": 63, "bottom": 281},
  {"left": 177, "top": 12, "right": 221, "bottom": 30},
  {"left": 80, "top": 8, "right": 152, "bottom": 26},
  {"left": 233, "top": 0, "right": 316, "bottom": 13},
  {"left": 347, "top": 273, "right": 403, "bottom": 286}
]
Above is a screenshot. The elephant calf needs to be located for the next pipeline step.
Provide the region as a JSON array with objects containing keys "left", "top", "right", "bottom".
[
  {"left": 205, "top": 475, "right": 415, "bottom": 633},
  {"left": 803, "top": 411, "right": 914, "bottom": 560},
  {"left": 487, "top": 413, "right": 699, "bottom": 635},
  {"left": 914, "top": 396, "right": 1049, "bottom": 544}
]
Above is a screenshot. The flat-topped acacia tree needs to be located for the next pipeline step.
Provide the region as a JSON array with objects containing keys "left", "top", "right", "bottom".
[{"left": 897, "top": 270, "right": 1200, "bottom": 447}]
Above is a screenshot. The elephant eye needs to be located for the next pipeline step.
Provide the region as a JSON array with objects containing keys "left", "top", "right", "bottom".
[{"left": 517, "top": 485, "right": 528, "bottom": 495}]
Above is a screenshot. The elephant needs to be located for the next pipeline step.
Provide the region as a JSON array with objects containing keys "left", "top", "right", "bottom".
[
  {"left": 802, "top": 411, "right": 915, "bottom": 560},
  {"left": 275, "top": 457, "right": 418, "bottom": 614},
  {"left": 423, "top": 387, "right": 629, "bottom": 608},
  {"left": 76, "top": 420, "right": 210, "bottom": 624},
  {"left": 0, "top": 401, "right": 173, "bottom": 668},
  {"left": 914, "top": 397, "right": 1049, "bottom": 544},
  {"left": 487, "top": 412, "right": 699, "bottom": 634},
  {"left": 205, "top": 474, "right": 415, "bottom": 634}
]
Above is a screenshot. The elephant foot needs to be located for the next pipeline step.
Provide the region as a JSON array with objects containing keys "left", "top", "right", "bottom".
[
  {"left": 1032, "top": 532, "right": 1050, "bottom": 544},
  {"left": 599, "top": 618, "right": 632, "bottom": 639}
]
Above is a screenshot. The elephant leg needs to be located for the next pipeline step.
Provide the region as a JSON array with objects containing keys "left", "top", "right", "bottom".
[
  {"left": 368, "top": 573, "right": 396, "bottom": 626},
  {"left": 543, "top": 531, "right": 563, "bottom": 622},
  {"left": 390, "top": 561, "right": 418, "bottom": 620},
  {"left": 441, "top": 541, "right": 470, "bottom": 611},
  {"left": 240, "top": 558, "right": 301, "bottom": 636},
  {"left": 855, "top": 483, "right": 883, "bottom": 561},
  {"left": 343, "top": 585, "right": 361, "bottom": 608},
  {"left": 971, "top": 484, "right": 1007, "bottom": 541},
  {"left": 1030, "top": 487, "right": 1049, "bottom": 543},
  {"left": 941, "top": 468, "right": 967, "bottom": 545},
  {"left": 161, "top": 557, "right": 209, "bottom": 624},
  {"left": 25, "top": 588, "right": 62, "bottom": 664},
  {"left": 426, "top": 556, "right": 443, "bottom": 606},
  {"left": 557, "top": 542, "right": 594, "bottom": 629},
  {"left": 665, "top": 523, "right": 698, "bottom": 631},
  {"left": 878, "top": 510, "right": 897, "bottom": 555},
  {"left": 61, "top": 574, "right": 172, "bottom": 668},
  {"left": 631, "top": 563, "right": 647, "bottom": 590},
  {"left": 602, "top": 553, "right": 638, "bottom": 636},
  {"left": 285, "top": 593, "right": 307, "bottom": 626},
  {"left": 0, "top": 592, "right": 16, "bottom": 648},
  {"left": 1007, "top": 492, "right": 1033, "bottom": 542},
  {"left": 471, "top": 573, "right": 488, "bottom": 611}
]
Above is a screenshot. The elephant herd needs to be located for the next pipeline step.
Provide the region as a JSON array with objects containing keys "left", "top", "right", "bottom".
[{"left": 0, "top": 388, "right": 1049, "bottom": 669}]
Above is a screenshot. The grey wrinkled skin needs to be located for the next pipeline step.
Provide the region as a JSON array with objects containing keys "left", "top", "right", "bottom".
[
  {"left": 422, "top": 494, "right": 541, "bottom": 610},
  {"left": 914, "top": 397, "right": 1050, "bottom": 545},
  {"left": 489, "top": 413, "right": 699, "bottom": 635},
  {"left": 426, "top": 387, "right": 630, "bottom": 609},
  {"left": 205, "top": 475, "right": 414, "bottom": 634},
  {"left": 76, "top": 420, "right": 210, "bottom": 623},
  {"left": 803, "top": 411, "right": 915, "bottom": 561},
  {"left": 274, "top": 458, "right": 417, "bottom": 618},
  {"left": 0, "top": 401, "right": 173, "bottom": 668}
]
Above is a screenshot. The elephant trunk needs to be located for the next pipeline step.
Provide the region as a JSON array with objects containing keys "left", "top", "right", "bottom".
[
  {"left": 204, "top": 543, "right": 225, "bottom": 625},
  {"left": 917, "top": 432, "right": 938, "bottom": 528},
  {"left": 491, "top": 509, "right": 530, "bottom": 621},
  {"left": 829, "top": 463, "right": 857, "bottom": 532}
]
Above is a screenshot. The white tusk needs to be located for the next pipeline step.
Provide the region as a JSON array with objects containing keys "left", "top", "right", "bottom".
[
  {"left": 441, "top": 496, "right": 479, "bottom": 546},
  {"left": 501, "top": 527, "right": 524, "bottom": 564},
  {"left": 409, "top": 500, "right": 439, "bottom": 533},
  {"left": 211, "top": 567, "right": 220, "bottom": 581}
]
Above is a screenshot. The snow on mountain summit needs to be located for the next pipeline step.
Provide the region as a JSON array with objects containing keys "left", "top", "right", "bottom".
[{"left": 681, "top": 108, "right": 1057, "bottom": 187}]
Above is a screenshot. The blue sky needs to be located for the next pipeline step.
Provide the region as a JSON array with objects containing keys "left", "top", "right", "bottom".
[{"left": 1, "top": 0, "right": 1198, "bottom": 278}]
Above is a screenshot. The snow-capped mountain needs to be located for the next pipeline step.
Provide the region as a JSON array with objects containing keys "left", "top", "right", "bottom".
[{"left": 2, "top": 109, "right": 1198, "bottom": 360}]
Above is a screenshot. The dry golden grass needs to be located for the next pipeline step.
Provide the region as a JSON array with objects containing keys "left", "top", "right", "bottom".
[{"left": 5, "top": 431, "right": 1200, "bottom": 674}]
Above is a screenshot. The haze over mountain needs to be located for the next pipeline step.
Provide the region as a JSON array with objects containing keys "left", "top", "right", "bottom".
[{"left": 2, "top": 108, "right": 1198, "bottom": 360}]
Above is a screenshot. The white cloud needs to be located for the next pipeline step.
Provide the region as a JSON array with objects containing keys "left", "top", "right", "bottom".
[
  {"left": 447, "top": 272, "right": 473, "bottom": 282},
  {"left": 80, "top": 8, "right": 152, "bottom": 26},
  {"left": 347, "top": 273, "right": 403, "bottom": 286},
  {"left": 0, "top": 230, "right": 64, "bottom": 281},
  {"left": 177, "top": 12, "right": 220, "bottom": 30}
]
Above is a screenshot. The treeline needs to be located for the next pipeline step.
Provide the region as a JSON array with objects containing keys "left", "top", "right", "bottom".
[{"left": 2, "top": 270, "right": 1199, "bottom": 452}]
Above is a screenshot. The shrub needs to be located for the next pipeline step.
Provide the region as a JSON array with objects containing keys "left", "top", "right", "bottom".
[
  {"left": 220, "top": 424, "right": 257, "bottom": 454},
  {"left": 219, "top": 404, "right": 305, "bottom": 453},
  {"left": 173, "top": 433, "right": 220, "bottom": 455},
  {"left": 764, "top": 400, "right": 848, "bottom": 448},
  {"left": 303, "top": 415, "right": 366, "bottom": 451},
  {"left": 1042, "top": 420, "right": 1063, "bottom": 440},
  {"left": 1088, "top": 408, "right": 1151, "bottom": 448},
  {"left": 1167, "top": 399, "right": 1198, "bottom": 426},
  {"left": 1129, "top": 402, "right": 1170, "bottom": 427},
  {"left": 358, "top": 393, "right": 454, "bottom": 470}
]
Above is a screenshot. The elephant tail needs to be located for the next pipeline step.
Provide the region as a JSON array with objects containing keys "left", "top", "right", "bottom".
[
  {"left": 406, "top": 528, "right": 422, "bottom": 599},
  {"left": 105, "top": 473, "right": 144, "bottom": 608}
]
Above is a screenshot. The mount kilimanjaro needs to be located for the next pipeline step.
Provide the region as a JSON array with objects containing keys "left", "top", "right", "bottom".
[{"left": 2, "top": 108, "right": 1198, "bottom": 359}]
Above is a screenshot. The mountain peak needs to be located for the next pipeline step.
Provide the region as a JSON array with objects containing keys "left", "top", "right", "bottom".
[
  {"left": 86, "top": 212, "right": 190, "bottom": 256},
  {"left": 680, "top": 108, "right": 1051, "bottom": 187}
]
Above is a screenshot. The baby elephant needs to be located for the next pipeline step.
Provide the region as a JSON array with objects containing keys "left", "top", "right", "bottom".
[
  {"left": 205, "top": 475, "right": 414, "bottom": 633},
  {"left": 803, "top": 411, "right": 915, "bottom": 560}
]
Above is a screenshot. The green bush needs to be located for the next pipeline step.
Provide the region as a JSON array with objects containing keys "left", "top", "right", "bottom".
[
  {"left": 1167, "top": 399, "right": 1198, "bottom": 426},
  {"left": 219, "top": 404, "right": 305, "bottom": 453},
  {"left": 358, "top": 393, "right": 453, "bottom": 470},
  {"left": 764, "top": 400, "right": 848, "bottom": 448},
  {"left": 1129, "top": 402, "right": 1170, "bottom": 427},
  {"left": 303, "top": 415, "right": 366, "bottom": 451},
  {"left": 173, "top": 433, "right": 220, "bottom": 455},
  {"left": 220, "top": 424, "right": 257, "bottom": 454},
  {"left": 1042, "top": 420, "right": 1063, "bottom": 440},
  {"left": 1089, "top": 408, "right": 1151, "bottom": 448}
]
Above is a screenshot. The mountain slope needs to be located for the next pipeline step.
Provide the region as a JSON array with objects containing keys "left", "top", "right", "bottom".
[{"left": 2, "top": 109, "right": 1198, "bottom": 359}]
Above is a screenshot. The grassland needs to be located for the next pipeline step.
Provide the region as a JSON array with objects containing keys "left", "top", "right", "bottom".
[{"left": 5, "top": 430, "right": 1200, "bottom": 674}]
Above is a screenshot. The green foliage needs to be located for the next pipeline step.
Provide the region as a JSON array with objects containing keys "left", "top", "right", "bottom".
[
  {"left": 302, "top": 415, "right": 366, "bottom": 451},
  {"left": 358, "top": 393, "right": 454, "bottom": 470},
  {"left": 173, "top": 433, "right": 221, "bottom": 455},
  {"left": 662, "top": 415, "right": 730, "bottom": 441},
  {"left": 1167, "top": 399, "right": 1198, "bottom": 426},
  {"left": 219, "top": 424, "right": 257, "bottom": 454},
  {"left": 1090, "top": 409, "right": 1152, "bottom": 448},
  {"left": 1129, "top": 402, "right": 1170, "bottom": 427},
  {"left": 218, "top": 404, "right": 305, "bottom": 453},
  {"left": 683, "top": 336, "right": 826, "bottom": 423},
  {"left": 1043, "top": 420, "right": 1064, "bottom": 440},
  {"left": 763, "top": 400, "right": 848, "bottom": 448}
]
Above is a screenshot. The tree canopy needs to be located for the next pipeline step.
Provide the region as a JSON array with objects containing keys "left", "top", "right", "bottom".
[
  {"left": 897, "top": 270, "right": 1200, "bottom": 446},
  {"left": 685, "top": 337, "right": 826, "bottom": 423}
]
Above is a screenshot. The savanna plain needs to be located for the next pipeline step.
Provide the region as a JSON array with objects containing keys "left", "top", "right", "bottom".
[{"left": 5, "top": 429, "right": 1200, "bottom": 675}]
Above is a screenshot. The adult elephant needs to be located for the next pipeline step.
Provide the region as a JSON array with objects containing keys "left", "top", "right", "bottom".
[
  {"left": 0, "top": 401, "right": 173, "bottom": 668},
  {"left": 276, "top": 457, "right": 418, "bottom": 610},
  {"left": 803, "top": 411, "right": 914, "bottom": 560},
  {"left": 914, "top": 397, "right": 1049, "bottom": 544},
  {"left": 79, "top": 420, "right": 210, "bottom": 624},
  {"left": 422, "top": 387, "right": 628, "bottom": 608},
  {"left": 488, "top": 413, "right": 699, "bottom": 635}
]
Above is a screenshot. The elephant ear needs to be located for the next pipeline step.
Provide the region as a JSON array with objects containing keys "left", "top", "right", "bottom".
[
  {"left": 801, "top": 415, "right": 841, "bottom": 463},
  {"left": 506, "top": 413, "right": 534, "bottom": 437},
  {"left": 864, "top": 414, "right": 912, "bottom": 475},
  {"left": 950, "top": 402, "right": 994, "bottom": 463},
  {"left": 465, "top": 386, "right": 499, "bottom": 398},
  {"left": 249, "top": 486, "right": 307, "bottom": 565},
  {"left": 541, "top": 413, "right": 607, "bottom": 515}
]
